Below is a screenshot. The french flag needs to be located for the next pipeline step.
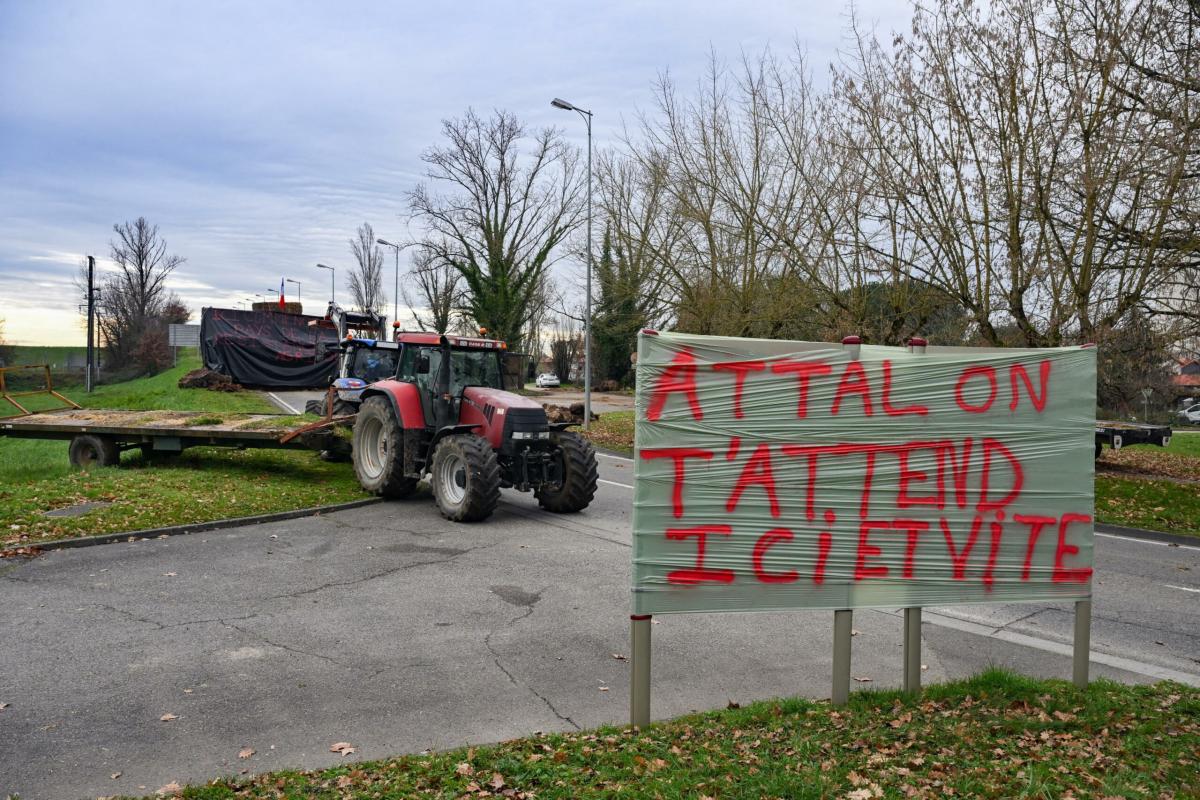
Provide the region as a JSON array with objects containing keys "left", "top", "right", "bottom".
[{"left": 279, "top": 278, "right": 285, "bottom": 308}]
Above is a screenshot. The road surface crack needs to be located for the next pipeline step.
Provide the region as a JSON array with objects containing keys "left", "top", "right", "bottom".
[{"left": 483, "top": 593, "right": 580, "bottom": 730}]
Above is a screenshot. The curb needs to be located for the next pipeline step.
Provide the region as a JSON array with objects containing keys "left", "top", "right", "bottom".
[
  {"left": 27, "top": 497, "right": 382, "bottom": 553},
  {"left": 1095, "top": 523, "right": 1200, "bottom": 547}
]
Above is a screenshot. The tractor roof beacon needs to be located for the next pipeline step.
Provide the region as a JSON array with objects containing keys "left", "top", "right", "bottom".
[{"left": 351, "top": 332, "right": 599, "bottom": 522}]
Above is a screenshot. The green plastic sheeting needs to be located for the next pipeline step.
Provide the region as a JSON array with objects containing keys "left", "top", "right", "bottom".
[{"left": 631, "top": 331, "right": 1096, "bottom": 616}]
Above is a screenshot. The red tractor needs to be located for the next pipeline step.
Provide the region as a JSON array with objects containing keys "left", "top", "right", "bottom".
[{"left": 351, "top": 332, "right": 598, "bottom": 521}]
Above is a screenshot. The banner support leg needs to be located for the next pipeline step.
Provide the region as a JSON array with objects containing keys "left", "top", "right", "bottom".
[
  {"left": 903, "top": 607, "right": 921, "bottom": 693},
  {"left": 1073, "top": 599, "right": 1091, "bottom": 688},
  {"left": 832, "top": 609, "right": 852, "bottom": 706},
  {"left": 630, "top": 614, "right": 652, "bottom": 727}
]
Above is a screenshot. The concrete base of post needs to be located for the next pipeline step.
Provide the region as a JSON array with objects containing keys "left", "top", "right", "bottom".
[
  {"left": 1073, "top": 599, "right": 1091, "bottom": 688},
  {"left": 903, "top": 606, "right": 922, "bottom": 693},
  {"left": 630, "top": 614, "right": 652, "bottom": 727},
  {"left": 832, "top": 609, "right": 853, "bottom": 706}
]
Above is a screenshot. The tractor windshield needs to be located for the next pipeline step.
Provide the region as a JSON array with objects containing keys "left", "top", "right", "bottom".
[
  {"left": 400, "top": 345, "right": 504, "bottom": 395},
  {"left": 348, "top": 347, "right": 398, "bottom": 384}
]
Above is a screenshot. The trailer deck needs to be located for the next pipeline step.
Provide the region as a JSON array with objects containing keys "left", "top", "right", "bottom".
[{"left": 0, "top": 408, "right": 332, "bottom": 467}]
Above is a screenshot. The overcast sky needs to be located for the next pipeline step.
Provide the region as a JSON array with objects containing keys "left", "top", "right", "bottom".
[{"left": 0, "top": 0, "right": 908, "bottom": 346}]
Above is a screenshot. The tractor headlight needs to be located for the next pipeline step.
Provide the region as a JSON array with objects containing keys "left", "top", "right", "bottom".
[{"left": 511, "top": 431, "right": 549, "bottom": 440}]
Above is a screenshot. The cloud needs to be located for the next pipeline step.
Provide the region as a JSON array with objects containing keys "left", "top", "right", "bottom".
[{"left": 0, "top": 0, "right": 910, "bottom": 345}]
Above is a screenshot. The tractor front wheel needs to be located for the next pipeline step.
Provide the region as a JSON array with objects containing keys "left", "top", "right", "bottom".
[
  {"left": 535, "top": 432, "right": 598, "bottom": 513},
  {"left": 352, "top": 396, "right": 417, "bottom": 498},
  {"left": 431, "top": 434, "right": 501, "bottom": 522}
]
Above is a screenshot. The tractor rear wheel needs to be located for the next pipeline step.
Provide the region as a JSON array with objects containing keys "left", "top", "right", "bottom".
[
  {"left": 431, "top": 434, "right": 501, "bottom": 522},
  {"left": 535, "top": 432, "right": 598, "bottom": 513},
  {"left": 352, "top": 396, "right": 417, "bottom": 498}
]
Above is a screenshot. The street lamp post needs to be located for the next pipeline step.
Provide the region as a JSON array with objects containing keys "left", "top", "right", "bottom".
[
  {"left": 316, "top": 263, "right": 335, "bottom": 306},
  {"left": 376, "top": 238, "right": 402, "bottom": 335},
  {"left": 551, "top": 96, "right": 594, "bottom": 430},
  {"left": 286, "top": 278, "right": 301, "bottom": 309}
]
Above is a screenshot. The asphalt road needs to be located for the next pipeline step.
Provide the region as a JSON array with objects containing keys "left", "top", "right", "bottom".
[{"left": 1, "top": 454, "right": 1198, "bottom": 799}]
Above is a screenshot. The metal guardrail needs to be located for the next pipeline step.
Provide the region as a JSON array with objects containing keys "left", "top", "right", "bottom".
[{"left": 0, "top": 364, "right": 82, "bottom": 417}]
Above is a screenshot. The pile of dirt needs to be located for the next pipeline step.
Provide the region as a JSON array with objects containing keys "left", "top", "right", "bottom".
[
  {"left": 543, "top": 402, "right": 599, "bottom": 424},
  {"left": 178, "top": 368, "right": 242, "bottom": 392}
]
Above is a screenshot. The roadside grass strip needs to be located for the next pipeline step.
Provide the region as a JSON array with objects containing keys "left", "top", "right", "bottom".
[
  {"left": 0, "top": 355, "right": 367, "bottom": 546},
  {"left": 1094, "top": 475, "right": 1200, "bottom": 537},
  {"left": 141, "top": 670, "right": 1197, "bottom": 799},
  {"left": 583, "top": 410, "right": 635, "bottom": 456}
]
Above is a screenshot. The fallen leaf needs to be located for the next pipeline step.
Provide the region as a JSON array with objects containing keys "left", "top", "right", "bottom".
[
  {"left": 846, "top": 789, "right": 873, "bottom": 800},
  {"left": 182, "top": 689, "right": 193, "bottom": 694},
  {"left": 0, "top": 702, "right": 8, "bottom": 711},
  {"left": 853, "top": 676, "right": 873, "bottom": 683},
  {"left": 455, "top": 762, "right": 473, "bottom": 776},
  {"left": 848, "top": 770, "right": 866, "bottom": 785},
  {"left": 156, "top": 781, "right": 182, "bottom": 796},
  {"left": 238, "top": 747, "right": 255, "bottom": 759},
  {"left": 851, "top": 629, "right": 861, "bottom": 636},
  {"left": 490, "top": 772, "right": 506, "bottom": 790},
  {"left": 159, "top": 713, "right": 178, "bottom": 722},
  {"left": 330, "top": 741, "right": 356, "bottom": 755},
  {"left": 599, "top": 686, "right": 610, "bottom": 692},
  {"left": 337, "top": 775, "right": 353, "bottom": 788},
  {"left": 111, "top": 772, "right": 121, "bottom": 779},
  {"left": 163, "top": 572, "right": 177, "bottom": 577},
  {"left": 611, "top": 653, "right": 627, "bottom": 661},
  {"left": 1053, "top": 710, "right": 1076, "bottom": 722}
]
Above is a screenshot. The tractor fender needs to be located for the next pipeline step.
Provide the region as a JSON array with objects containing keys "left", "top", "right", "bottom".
[
  {"left": 425, "top": 423, "right": 485, "bottom": 463},
  {"left": 359, "top": 381, "right": 424, "bottom": 429}
]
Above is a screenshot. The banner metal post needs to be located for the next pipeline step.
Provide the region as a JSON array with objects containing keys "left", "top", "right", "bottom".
[
  {"left": 630, "top": 614, "right": 652, "bottom": 727},
  {"left": 902, "top": 336, "right": 928, "bottom": 693},
  {"left": 1073, "top": 598, "right": 1091, "bottom": 687},
  {"left": 832, "top": 609, "right": 853, "bottom": 706}
]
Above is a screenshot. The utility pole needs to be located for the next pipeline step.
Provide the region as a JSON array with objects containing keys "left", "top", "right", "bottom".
[{"left": 86, "top": 255, "right": 95, "bottom": 393}]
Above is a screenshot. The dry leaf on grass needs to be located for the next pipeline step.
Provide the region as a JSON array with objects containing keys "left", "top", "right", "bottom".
[
  {"left": 455, "top": 762, "right": 473, "bottom": 776},
  {"left": 156, "top": 781, "right": 182, "bottom": 796},
  {"left": 330, "top": 741, "right": 356, "bottom": 755},
  {"left": 337, "top": 775, "right": 353, "bottom": 789},
  {"left": 490, "top": 772, "right": 506, "bottom": 790},
  {"left": 238, "top": 747, "right": 255, "bottom": 759}
]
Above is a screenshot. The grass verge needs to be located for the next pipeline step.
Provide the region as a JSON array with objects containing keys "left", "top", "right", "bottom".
[
  {"left": 142, "top": 670, "right": 1198, "bottom": 799},
  {"left": 0, "top": 355, "right": 366, "bottom": 546},
  {"left": 583, "top": 410, "right": 635, "bottom": 456}
]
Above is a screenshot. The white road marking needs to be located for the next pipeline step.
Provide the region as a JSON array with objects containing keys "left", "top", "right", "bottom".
[
  {"left": 599, "top": 478, "right": 634, "bottom": 490},
  {"left": 267, "top": 392, "right": 299, "bottom": 414},
  {"left": 1166, "top": 584, "right": 1200, "bottom": 594},
  {"left": 919, "top": 610, "right": 1200, "bottom": 687},
  {"left": 597, "top": 452, "right": 634, "bottom": 463},
  {"left": 1095, "top": 531, "right": 1200, "bottom": 551}
]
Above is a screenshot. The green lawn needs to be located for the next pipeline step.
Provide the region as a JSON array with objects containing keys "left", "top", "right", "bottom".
[
  {"left": 0, "top": 355, "right": 366, "bottom": 546},
  {"left": 141, "top": 670, "right": 1198, "bottom": 799}
]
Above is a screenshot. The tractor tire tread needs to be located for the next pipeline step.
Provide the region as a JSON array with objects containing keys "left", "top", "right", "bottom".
[
  {"left": 535, "top": 432, "right": 598, "bottom": 513},
  {"left": 352, "top": 396, "right": 417, "bottom": 499},
  {"left": 433, "top": 434, "right": 501, "bottom": 522}
]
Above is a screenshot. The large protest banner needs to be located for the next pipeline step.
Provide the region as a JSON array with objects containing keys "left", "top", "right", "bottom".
[{"left": 632, "top": 332, "right": 1096, "bottom": 616}]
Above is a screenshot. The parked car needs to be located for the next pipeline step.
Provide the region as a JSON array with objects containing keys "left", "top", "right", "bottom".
[
  {"left": 1178, "top": 403, "right": 1200, "bottom": 425},
  {"left": 535, "top": 372, "right": 561, "bottom": 388}
]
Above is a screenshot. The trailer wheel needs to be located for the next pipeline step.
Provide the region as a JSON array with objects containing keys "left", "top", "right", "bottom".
[
  {"left": 535, "top": 432, "right": 598, "bottom": 513},
  {"left": 304, "top": 399, "right": 324, "bottom": 416},
  {"left": 352, "top": 396, "right": 417, "bottom": 498},
  {"left": 1095, "top": 441, "right": 1104, "bottom": 460},
  {"left": 69, "top": 434, "right": 120, "bottom": 469},
  {"left": 431, "top": 434, "right": 500, "bottom": 522}
]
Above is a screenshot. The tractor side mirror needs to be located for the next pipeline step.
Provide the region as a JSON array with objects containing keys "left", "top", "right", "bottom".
[{"left": 416, "top": 354, "right": 431, "bottom": 374}]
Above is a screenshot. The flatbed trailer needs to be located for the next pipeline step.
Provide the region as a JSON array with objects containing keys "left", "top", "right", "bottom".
[
  {"left": 1095, "top": 420, "right": 1171, "bottom": 459},
  {"left": 0, "top": 408, "right": 337, "bottom": 467}
]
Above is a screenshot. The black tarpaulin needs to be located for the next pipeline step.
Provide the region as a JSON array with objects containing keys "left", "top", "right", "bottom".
[{"left": 200, "top": 307, "right": 339, "bottom": 388}]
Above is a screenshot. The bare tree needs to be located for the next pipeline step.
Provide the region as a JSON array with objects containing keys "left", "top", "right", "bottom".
[
  {"left": 0, "top": 317, "right": 12, "bottom": 364},
  {"left": 348, "top": 222, "right": 387, "bottom": 316},
  {"left": 407, "top": 108, "right": 584, "bottom": 351},
  {"left": 548, "top": 315, "right": 581, "bottom": 381},
  {"left": 402, "top": 245, "right": 461, "bottom": 334},
  {"left": 80, "top": 217, "right": 184, "bottom": 373}
]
